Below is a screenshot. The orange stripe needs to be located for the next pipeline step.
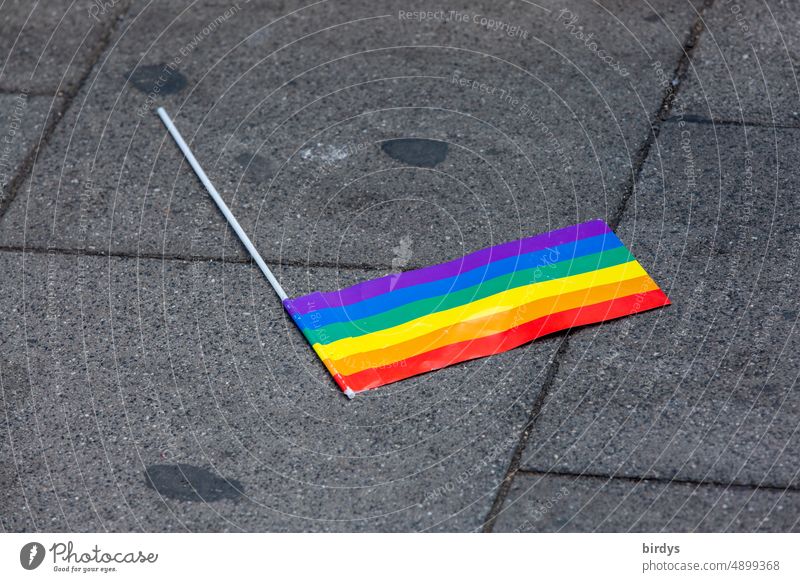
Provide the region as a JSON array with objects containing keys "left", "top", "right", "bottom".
[
  {"left": 341, "top": 288, "right": 671, "bottom": 392},
  {"left": 324, "top": 275, "right": 660, "bottom": 376}
]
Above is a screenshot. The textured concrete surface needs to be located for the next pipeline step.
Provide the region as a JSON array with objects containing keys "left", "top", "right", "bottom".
[
  {"left": 0, "top": 252, "right": 550, "bottom": 531},
  {"left": 0, "top": 0, "right": 700, "bottom": 267},
  {"left": 493, "top": 473, "right": 799, "bottom": 532},
  {"left": 0, "top": 94, "right": 55, "bottom": 203},
  {"left": 517, "top": 122, "right": 800, "bottom": 489},
  {"left": 1, "top": 0, "right": 798, "bottom": 532},
  {"left": 678, "top": 0, "right": 800, "bottom": 126}
]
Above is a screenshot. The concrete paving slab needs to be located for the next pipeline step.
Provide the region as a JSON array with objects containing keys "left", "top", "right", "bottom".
[
  {"left": 0, "top": 250, "right": 560, "bottom": 531},
  {"left": 518, "top": 120, "right": 800, "bottom": 488},
  {"left": 493, "top": 472, "right": 799, "bottom": 532},
  {"left": 678, "top": 0, "right": 800, "bottom": 126},
  {"left": 0, "top": 93, "right": 57, "bottom": 205},
  {"left": 0, "top": 0, "right": 701, "bottom": 268},
  {"left": 0, "top": 0, "right": 121, "bottom": 94}
]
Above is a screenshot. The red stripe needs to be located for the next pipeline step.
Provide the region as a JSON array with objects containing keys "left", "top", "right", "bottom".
[{"left": 340, "top": 288, "right": 670, "bottom": 393}]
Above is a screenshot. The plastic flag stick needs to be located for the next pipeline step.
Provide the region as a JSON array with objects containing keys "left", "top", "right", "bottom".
[{"left": 156, "top": 107, "right": 288, "bottom": 302}]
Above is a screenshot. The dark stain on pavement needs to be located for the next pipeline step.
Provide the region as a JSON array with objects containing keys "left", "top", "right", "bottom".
[
  {"left": 126, "top": 64, "right": 188, "bottom": 95},
  {"left": 234, "top": 152, "right": 275, "bottom": 183},
  {"left": 381, "top": 138, "right": 448, "bottom": 168},
  {"left": 144, "top": 464, "right": 243, "bottom": 501}
]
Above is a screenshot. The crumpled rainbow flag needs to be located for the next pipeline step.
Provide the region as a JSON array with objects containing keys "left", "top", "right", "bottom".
[{"left": 284, "top": 219, "right": 669, "bottom": 397}]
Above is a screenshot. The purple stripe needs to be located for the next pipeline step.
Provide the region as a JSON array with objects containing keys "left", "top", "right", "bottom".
[{"left": 289, "top": 219, "right": 611, "bottom": 314}]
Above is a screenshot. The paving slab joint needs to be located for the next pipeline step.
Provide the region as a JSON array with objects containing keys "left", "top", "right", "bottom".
[
  {"left": 609, "top": 0, "right": 715, "bottom": 230},
  {"left": 480, "top": 336, "right": 571, "bottom": 532},
  {"left": 516, "top": 469, "right": 800, "bottom": 494}
]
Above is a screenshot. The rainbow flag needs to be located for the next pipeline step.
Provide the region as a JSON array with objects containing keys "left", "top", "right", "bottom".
[{"left": 284, "top": 219, "right": 669, "bottom": 397}]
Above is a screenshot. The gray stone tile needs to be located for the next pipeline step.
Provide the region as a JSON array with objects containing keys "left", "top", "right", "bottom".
[
  {"left": 0, "top": 250, "right": 559, "bottom": 531},
  {"left": 678, "top": 0, "right": 800, "bottom": 126},
  {"left": 518, "top": 122, "right": 800, "bottom": 488},
  {"left": 0, "top": 0, "right": 700, "bottom": 266},
  {"left": 0, "top": 94, "right": 57, "bottom": 204},
  {"left": 493, "top": 473, "right": 800, "bottom": 532},
  {"left": 0, "top": 0, "right": 121, "bottom": 94}
]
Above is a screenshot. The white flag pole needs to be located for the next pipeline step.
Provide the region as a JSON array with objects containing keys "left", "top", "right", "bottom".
[{"left": 156, "top": 107, "right": 288, "bottom": 302}]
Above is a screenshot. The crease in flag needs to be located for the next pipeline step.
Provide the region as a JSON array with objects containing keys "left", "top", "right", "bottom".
[{"left": 283, "top": 219, "right": 670, "bottom": 397}]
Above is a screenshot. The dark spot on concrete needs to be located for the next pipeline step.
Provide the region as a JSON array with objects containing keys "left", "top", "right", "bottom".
[
  {"left": 666, "top": 113, "right": 714, "bottom": 125},
  {"left": 381, "top": 138, "right": 448, "bottom": 168},
  {"left": 643, "top": 13, "right": 660, "bottom": 23},
  {"left": 234, "top": 152, "right": 275, "bottom": 183},
  {"left": 126, "top": 64, "right": 187, "bottom": 95},
  {"left": 144, "top": 464, "right": 243, "bottom": 501},
  {"left": 681, "top": 114, "right": 715, "bottom": 125}
]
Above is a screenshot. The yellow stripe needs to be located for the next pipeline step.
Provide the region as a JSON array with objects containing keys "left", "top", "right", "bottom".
[
  {"left": 326, "top": 275, "right": 660, "bottom": 376},
  {"left": 313, "top": 261, "right": 648, "bottom": 361}
]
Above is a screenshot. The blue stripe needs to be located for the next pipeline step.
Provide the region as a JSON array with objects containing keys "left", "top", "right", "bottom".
[{"left": 295, "top": 232, "right": 624, "bottom": 330}]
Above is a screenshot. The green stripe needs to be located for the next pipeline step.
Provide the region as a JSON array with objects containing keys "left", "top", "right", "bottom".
[{"left": 305, "top": 246, "right": 634, "bottom": 345}]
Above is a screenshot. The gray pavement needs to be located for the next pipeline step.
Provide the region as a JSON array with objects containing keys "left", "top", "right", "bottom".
[
  {"left": 514, "top": 122, "right": 800, "bottom": 488},
  {"left": 494, "top": 472, "right": 800, "bottom": 532},
  {"left": 0, "top": 0, "right": 700, "bottom": 265},
  {"left": 1, "top": 0, "right": 798, "bottom": 532},
  {"left": 1, "top": 252, "right": 548, "bottom": 531},
  {"left": 0, "top": 94, "right": 54, "bottom": 208},
  {"left": 678, "top": 0, "right": 800, "bottom": 126}
]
